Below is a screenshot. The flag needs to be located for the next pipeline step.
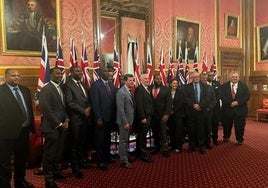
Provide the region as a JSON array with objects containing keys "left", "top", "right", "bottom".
[
  {"left": 202, "top": 51, "right": 208, "bottom": 73},
  {"left": 55, "top": 36, "right": 66, "bottom": 84},
  {"left": 127, "top": 35, "right": 135, "bottom": 76},
  {"left": 185, "top": 45, "right": 190, "bottom": 84},
  {"left": 210, "top": 55, "right": 218, "bottom": 81},
  {"left": 146, "top": 43, "right": 153, "bottom": 85},
  {"left": 167, "top": 46, "right": 175, "bottom": 83},
  {"left": 176, "top": 44, "right": 185, "bottom": 86},
  {"left": 93, "top": 47, "right": 100, "bottom": 82},
  {"left": 81, "top": 40, "right": 91, "bottom": 89},
  {"left": 193, "top": 45, "right": 198, "bottom": 72},
  {"left": 159, "top": 46, "right": 167, "bottom": 86},
  {"left": 113, "top": 44, "right": 121, "bottom": 88},
  {"left": 134, "top": 41, "right": 140, "bottom": 86},
  {"left": 36, "top": 31, "right": 50, "bottom": 112},
  {"left": 70, "top": 37, "right": 78, "bottom": 67}
]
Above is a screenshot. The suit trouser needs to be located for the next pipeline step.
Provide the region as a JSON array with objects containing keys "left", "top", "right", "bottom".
[
  {"left": 204, "top": 111, "right": 213, "bottom": 145},
  {"left": 151, "top": 117, "right": 169, "bottom": 152},
  {"left": 221, "top": 115, "right": 246, "bottom": 142},
  {"left": 119, "top": 125, "right": 130, "bottom": 163},
  {"left": 211, "top": 105, "right": 221, "bottom": 141},
  {"left": 43, "top": 130, "right": 66, "bottom": 183},
  {"left": 187, "top": 112, "right": 206, "bottom": 149},
  {"left": 0, "top": 128, "right": 29, "bottom": 188},
  {"left": 95, "top": 122, "right": 112, "bottom": 163},
  {"left": 137, "top": 117, "right": 151, "bottom": 159}
]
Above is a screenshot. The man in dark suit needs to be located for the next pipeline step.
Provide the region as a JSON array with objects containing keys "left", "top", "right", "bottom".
[
  {"left": 116, "top": 74, "right": 135, "bottom": 168},
  {"left": 221, "top": 71, "right": 250, "bottom": 145},
  {"left": 0, "top": 69, "right": 34, "bottom": 188},
  {"left": 207, "top": 71, "right": 222, "bottom": 145},
  {"left": 39, "top": 67, "right": 69, "bottom": 188},
  {"left": 134, "top": 73, "right": 153, "bottom": 163},
  {"left": 90, "top": 67, "right": 117, "bottom": 170},
  {"left": 150, "top": 74, "right": 172, "bottom": 157},
  {"left": 64, "top": 66, "right": 91, "bottom": 178},
  {"left": 184, "top": 71, "right": 208, "bottom": 154}
]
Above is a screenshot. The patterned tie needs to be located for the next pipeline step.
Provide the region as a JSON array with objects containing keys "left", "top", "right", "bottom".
[
  {"left": 194, "top": 84, "right": 199, "bottom": 103},
  {"left": 13, "top": 88, "right": 27, "bottom": 121},
  {"left": 231, "top": 84, "right": 236, "bottom": 99},
  {"left": 105, "top": 82, "right": 111, "bottom": 95}
]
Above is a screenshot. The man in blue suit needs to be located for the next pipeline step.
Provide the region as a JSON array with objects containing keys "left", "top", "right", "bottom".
[
  {"left": 90, "top": 67, "right": 117, "bottom": 170},
  {"left": 116, "top": 74, "right": 135, "bottom": 169}
]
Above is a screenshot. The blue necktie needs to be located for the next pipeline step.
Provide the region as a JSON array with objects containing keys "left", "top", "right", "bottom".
[{"left": 194, "top": 84, "right": 199, "bottom": 103}]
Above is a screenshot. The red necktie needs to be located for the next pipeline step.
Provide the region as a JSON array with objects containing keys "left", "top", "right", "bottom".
[
  {"left": 153, "top": 87, "right": 159, "bottom": 99},
  {"left": 231, "top": 84, "right": 236, "bottom": 99},
  {"left": 105, "top": 82, "right": 111, "bottom": 95}
]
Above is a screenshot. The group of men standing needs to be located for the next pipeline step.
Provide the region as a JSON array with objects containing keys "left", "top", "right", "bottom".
[{"left": 0, "top": 67, "right": 250, "bottom": 188}]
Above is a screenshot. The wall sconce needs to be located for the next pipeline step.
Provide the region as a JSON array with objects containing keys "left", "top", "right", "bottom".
[{"left": 262, "top": 84, "right": 268, "bottom": 91}]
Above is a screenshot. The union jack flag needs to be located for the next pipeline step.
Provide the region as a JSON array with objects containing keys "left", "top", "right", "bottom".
[
  {"left": 210, "top": 55, "right": 218, "bottom": 81},
  {"left": 80, "top": 40, "right": 91, "bottom": 89},
  {"left": 185, "top": 45, "right": 190, "bottom": 84},
  {"left": 159, "top": 46, "right": 167, "bottom": 86},
  {"left": 93, "top": 47, "right": 100, "bottom": 82},
  {"left": 35, "top": 31, "right": 50, "bottom": 112},
  {"left": 113, "top": 44, "right": 121, "bottom": 88},
  {"left": 193, "top": 45, "right": 198, "bottom": 72},
  {"left": 176, "top": 44, "right": 185, "bottom": 87},
  {"left": 70, "top": 37, "right": 78, "bottom": 67},
  {"left": 202, "top": 51, "right": 208, "bottom": 73},
  {"left": 134, "top": 41, "right": 140, "bottom": 86},
  {"left": 167, "top": 46, "right": 175, "bottom": 84},
  {"left": 55, "top": 36, "right": 66, "bottom": 84},
  {"left": 146, "top": 43, "right": 153, "bottom": 85}
]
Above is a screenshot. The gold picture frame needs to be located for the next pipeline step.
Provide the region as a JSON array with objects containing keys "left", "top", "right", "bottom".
[
  {"left": 174, "top": 17, "right": 201, "bottom": 61},
  {"left": 257, "top": 23, "right": 268, "bottom": 62},
  {"left": 225, "top": 14, "right": 239, "bottom": 38},
  {"left": 0, "top": 0, "right": 61, "bottom": 56}
]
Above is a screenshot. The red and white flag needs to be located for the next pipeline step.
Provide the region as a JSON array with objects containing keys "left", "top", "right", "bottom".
[
  {"left": 55, "top": 36, "right": 66, "bottom": 84},
  {"left": 193, "top": 45, "right": 198, "bottom": 72},
  {"left": 167, "top": 46, "right": 175, "bottom": 83},
  {"left": 113, "top": 44, "right": 121, "bottom": 88},
  {"left": 159, "top": 46, "right": 167, "bottom": 86},
  {"left": 146, "top": 43, "right": 153, "bottom": 85},
  {"left": 185, "top": 44, "right": 190, "bottom": 84},
  {"left": 93, "top": 47, "right": 100, "bottom": 82},
  {"left": 80, "top": 40, "right": 91, "bottom": 89},
  {"left": 202, "top": 51, "right": 208, "bottom": 73},
  {"left": 134, "top": 41, "right": 140, "bottom": 86},
  {"left": 70, "top": 37, "right": 78, "bottom": 67}
]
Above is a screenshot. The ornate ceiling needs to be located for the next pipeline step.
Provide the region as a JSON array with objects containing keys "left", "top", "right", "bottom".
[{"left": 100, "top": 0, "right": 150, "bottom": 20}]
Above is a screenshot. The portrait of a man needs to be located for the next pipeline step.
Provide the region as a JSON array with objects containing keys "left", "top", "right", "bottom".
[
  {"left": 258, "top": 25, "right": 268, "bottom": 61},
  {"left": 175, "top": 18, "right": 200, "bottom": 60},
  {"left": 2, "top": 0, "right": 59, "bottom": 54}
]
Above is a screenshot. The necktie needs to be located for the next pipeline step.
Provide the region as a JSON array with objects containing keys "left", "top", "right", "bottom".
[
  {"left": 194, "top": 84, "right": 199, "bottom": 103},
  {"left": 77, "top": 81, "right": 86, "bottom": 97},
  {"left": 231, "top": 84, "right": 236, "bottom": 99},
  {"left": 13, "top": 88, "right": 27, "bottom": 121},
  {"left": 105, "top": 82, "right": 111, "bottom": 95},
  {"left": 57, "top": 85, "right": 64, "bottom": 103},
  {"left": 153, "top": 87, "right": 159, "bottom": 99},
  {"left": 129, "top": 89, "right": 135, "bottom": 104}
]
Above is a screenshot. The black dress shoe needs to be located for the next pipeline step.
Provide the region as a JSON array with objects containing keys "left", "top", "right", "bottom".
[
  {"left": 97, "top": 163, "right": 108, "bottom": 170},
  {"left": 45, "top": 181, "right": 59, "bottom": 188},
  {"left": 120, "top": 162, "right": 134, "bottom": 169},
  {"left": 80, "top": 162, "right": 93, "bottom": 169},
  {"left": 213, "top": 140, "right": 218, "bottom": 145},
  {"left": 53, "top": 172, "right": 71, "bottom": 179},
  {"left": 162, "top": 151, "right": 169, "bottom": 158},
  {"left": 73, "top": 170, "right": 83, "bottom": 178},
  {"left": 15, "top": 180, "right": 34, "bottom": 188},
  {"left": 106, "top": 157, "right": 117, "bottom": 163},
  {"left": 187, "top": 146, "right": 195, "bottom": 153},
  {"left": 141, "top": 157, "right": 153, "bottom": 163},
  {"left": 223, "top": 138, "right": 229, "bottom": 142},
  {"left": 206, "top": 144, "right": 212, "bottom": 149},
  {"left": 200, "top": 148, "right": 206, "bottom": 154}
]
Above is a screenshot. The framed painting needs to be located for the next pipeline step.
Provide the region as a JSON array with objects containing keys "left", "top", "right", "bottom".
[
  {"left": 257, "top": 24, "right": 268, "bottom": 62},
  {"left": 225, "top": 14, "right": 239, "bottom": 38},
  {"left": 0, "top": 0, "right": 61, "bottom": 56},
  {"left": 174, "top": 17, "right": 201, "bottom": 61}
]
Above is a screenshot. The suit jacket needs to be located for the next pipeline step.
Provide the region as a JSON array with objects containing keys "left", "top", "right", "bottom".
[
  {"left": 205, "top": 85, "right": 216, "bottom": 112},
  {"left": 134, "top": 84, "right": 153, "bottom": 121},
  {"left": 172, "top": 88, "right": 186, "bottom": 117},
  {"left": 184, "top": 82, "right": 208, "bottom": 116},
  {"left": 221, "top": 81, "right": 250, "bottom": 117},
  {"left": 39, "top": 82, "right": 68, "bottom": 133},
  {"left": 0, "top": 84, "right": 34, "bottom": 139},
  {"left": 64, "top": 78, "right": 90, "bottom": 124},
  {"left": 90, "top": 79, "right": 117, "bottom": 123},
  {"left": 150, "top": 85, "right": 172, "bottom": 119},
  {"left": 116, "top": 85, "right": 135, "bottom": 126},
  {"left": 209, "top": 80, "right": 221, "bottom": 109}
]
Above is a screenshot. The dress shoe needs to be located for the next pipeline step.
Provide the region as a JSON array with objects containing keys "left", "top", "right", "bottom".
[
  {"left": 213, "top": 140, "right": 218, "bottom": 145},
  {"left": 120, "top": 162, "right": 134, "bottom": 169},
  {"left": 200, "top": 148, "right": 206, "bottom": 154},
  {"left": 97, "top": 163, "right": 108, "bottom": 170},
  {"left": 45, "top": 181, "right": 59, "bottom": 188},
  {"left": 141, "top": 157, "right": 153, "bottom": 163},
  {"left": 80, "top": 161, "right": 93, "bottom": 169},
  {"left": 162, "top": 151, "right": 169, "bottom": 158},
  {"left": 206, "top": 144, "right": 212, "bottom": 149},
  {"left": 53, "top": 172, "right": 71, "bottom": 179},
  {"left": 106, "top": 157, "right": 117, "bottom": 163},
  {"left": 72, "top": 170, "right": 83, "bottom": 178},
  {"left": 187, "top": 146, "right": 195, "bottom": 153},
  {"left": 14, "top": 180, "right": 34, "bottom": 188},
  {"left": 151, "top": 147, "right": 160, "bottom": 154},
  {"left": 235, "top": 141, "right": 243, "bottom": 146}
]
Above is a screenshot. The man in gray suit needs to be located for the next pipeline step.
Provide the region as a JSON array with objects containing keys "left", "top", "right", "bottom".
[{"left": 116, "top": 74, "right": 135, "bottom": 169}]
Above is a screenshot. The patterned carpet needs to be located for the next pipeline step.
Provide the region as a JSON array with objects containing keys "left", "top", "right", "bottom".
[{"left": 20, "top": 119, "right": 268, "bottom": 188}]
